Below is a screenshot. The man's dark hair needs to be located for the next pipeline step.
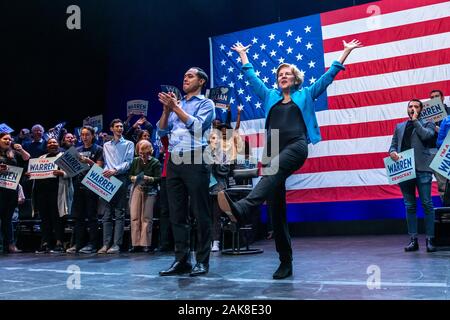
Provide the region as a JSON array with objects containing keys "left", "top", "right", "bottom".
[
  {"left": 430, "top": 89, "right": 443, "bottom": 98},
  {"left": 408, "top": 99, "right": 423, "bottom": 110},
  {"left": 191, "top": 67, "right": 208, "bottom": 88},
  {"left": 110, "top": 118, "right": 123, "bottom": 128}
]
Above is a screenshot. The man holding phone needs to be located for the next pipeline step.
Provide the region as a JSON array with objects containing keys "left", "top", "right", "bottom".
[{"left": 157, "top": 67, "right": 215, "bottom": 277}]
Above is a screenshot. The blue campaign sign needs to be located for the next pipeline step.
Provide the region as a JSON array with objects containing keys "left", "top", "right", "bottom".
[
  {"left": 430, "top": 133, "right": 450, "bottom": 177},
  {"left": 127, "top": 99, "right": 148, "bottom": 116},
  {"left": 420, "top": 98, "right": 447, "bottom": 123},
  {"left": 206, "top": 86, "right": 232, "bottom": 108},
  {"left": 0, "top": 123, "right": 14, "bottom": 134},
  {"left": 81, "top": 164, "right": 122, "bottom": 202},
  {"left": 383, "top": 149, "right": 416, "bottom": 184}
]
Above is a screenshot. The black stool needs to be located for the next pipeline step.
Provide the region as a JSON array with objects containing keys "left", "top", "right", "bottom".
[
  {"left": 221, "top": 167, "right": 263, "bottom": 255},
  {"left": 434, "top": 181, "right": 450, "bottom": 247},
  {"left": 434, "top": 207, "right": 450, "bottom": 246}
]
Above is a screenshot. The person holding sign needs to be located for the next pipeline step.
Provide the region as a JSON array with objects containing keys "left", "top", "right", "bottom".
[
  {"left": 97, "top": 119, "right": 134, "bottom": 254},
  {"left": 431, "top": 89, "right": 449, "bottom": 116},
  {"left": 128, "top": 140, "right": 161, "bottom": 253},
  {"left": 23, "top": 124, "right": 47, "bottom": 159},
  {"left": 124, "top": 114, "right": 153, "bottom": 144},
  {"left": 216, "top": 40, "right": 362, "bottom": 280},
  {"left": 157, "top": 67, "right": 215, "bottom": 276},
  {"left": 66, "top": 126, "right": 104, "bottom": 254},
  {"left": 31, "top": 138, "right": 73, "bottom": 254},
  {"left": 389, "top": 99, "right": 437, "bottom": 253},
  {"left": 60, "top": 132, "right": 77, "bottom": 151},
  {"left": 428, "top": 90, "right": 448, "bottom": 199},
  {"left": 435, "top": 90, "right": 450, "bottom": 149},
  {"left": 0, "top": 133, "right": 30, "bottom": 253}
]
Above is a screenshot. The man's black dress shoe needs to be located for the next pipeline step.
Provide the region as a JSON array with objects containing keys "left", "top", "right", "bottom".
[
  {"left": 217, "top": 191, "right": 242, "bottom": 223},
  {"left": 426, "top": 238, "right": 436, "bottom": 252},
  {"left": 272, "top": 261, "right": 292, "bottom": 279},
  {"left": 404, "top": 237, "right": 419, "bottom": 252},
  {"left": 190, "top": 263, "right": 209, "bottom": 277},
  {"left": 159, "top": 261, "right": 192, "bottom": 276}
]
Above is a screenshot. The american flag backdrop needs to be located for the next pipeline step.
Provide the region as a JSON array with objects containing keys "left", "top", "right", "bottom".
[{"left": 209, "top": 0, "right": 450, "bottom": 206}]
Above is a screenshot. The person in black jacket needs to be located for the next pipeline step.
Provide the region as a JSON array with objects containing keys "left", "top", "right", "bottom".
[{"left": 0, "top": 132, "right": 30, "bottom": 253}]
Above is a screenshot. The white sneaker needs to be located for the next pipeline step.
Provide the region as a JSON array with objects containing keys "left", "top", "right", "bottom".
[
  {"left": 66, "top": 245, "right": 77, "bottom": 254},
  {"left": 211, "top": 241, "right": 220, "bottom": 252},
  {"left": 107, "top": 245, "right": 120, "bottom": 254}
]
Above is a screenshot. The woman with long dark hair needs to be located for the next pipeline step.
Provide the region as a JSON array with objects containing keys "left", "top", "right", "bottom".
[
  {"left": 32, "top": 138, "right": 73, "bottom": 253},
  {"left": 0, "top": 132, "right": 30, "bottom": 253},
  {"left": 66, "top": 125, "right": 103, "bottom": 254}
]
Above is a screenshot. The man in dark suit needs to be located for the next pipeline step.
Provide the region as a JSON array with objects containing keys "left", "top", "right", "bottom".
[{"left": 389, "top": 99, "right": 436, "bottom": 253}]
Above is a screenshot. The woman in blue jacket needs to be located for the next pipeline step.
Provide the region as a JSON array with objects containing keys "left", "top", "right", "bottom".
[{"left": 218, "top": 39, "right": 362, "bottom": 279}]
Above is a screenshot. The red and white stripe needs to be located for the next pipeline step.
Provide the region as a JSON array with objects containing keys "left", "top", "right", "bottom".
[{"left": 237, "top": 0, "right": 448, "bottom": 203}]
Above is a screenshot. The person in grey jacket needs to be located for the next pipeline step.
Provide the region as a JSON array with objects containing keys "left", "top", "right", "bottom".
[{"left": 389, "top": 99, "right": 437, "bottom": 253}]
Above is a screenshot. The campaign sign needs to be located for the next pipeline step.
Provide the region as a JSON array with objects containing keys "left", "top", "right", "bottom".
[
  {"left": 83, "top": 114, "right": 103, "bottom": 132},
  {"left": 28, "top": 157, "right": 59, "bottom": 179},
  {"left": 206, "top": 86, "right": 231, "bottom": 108},
  {"left": 383, "top": 149, "right": 416, "bottom": 184},
  {"left": 430, "top": 133, "right": 450, "bottom": 177},
  {"left": 54, "top": 147, "right": 89, "bottom": 178},
  {"left": 81, "top": 164, "right": 122, "bottom": 202},
  {"left": 74, "top": 127, "right": 81, "bottom": 140},
  {"left": 127, "top": 100, "right": 148, "bottom": 116},
  {"left": 160, "top": 85, "right": 183, "bottom": 101},
  {"left": 0, "top": 123, "right": 14, "bottom": 134},
  {"left": 420, "top": 98, "right": 447, "bottom": 123},
  {"left": 0, "top": 165, "right": 23, "bottom": 190}
]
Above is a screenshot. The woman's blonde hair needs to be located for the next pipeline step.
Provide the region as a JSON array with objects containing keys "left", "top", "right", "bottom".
[
  {"left": 136, "top": 139, "right": 153, "bottom": 155},
  {"left": 276, "top": 63, "right": 304, "bottom": 88}
]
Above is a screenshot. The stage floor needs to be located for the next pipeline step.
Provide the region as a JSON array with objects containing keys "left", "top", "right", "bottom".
[{"left": 1, "top": 235, "right": 449, "bottom": 300}]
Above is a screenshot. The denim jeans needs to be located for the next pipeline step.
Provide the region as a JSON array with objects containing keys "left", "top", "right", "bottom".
[
  {"left": 102, "top": 175, "right": 128, "bottom": 247},
  {"left": 399, "top": 171, "right": 435, "bottom": 238}
]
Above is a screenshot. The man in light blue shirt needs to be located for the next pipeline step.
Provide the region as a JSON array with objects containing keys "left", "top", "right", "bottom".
[
  {"left": 98, "top": 118, "right": 134, "bottom": 254},
  {"left": 157, "top": 67, "right": 215, "bottom": 277}
]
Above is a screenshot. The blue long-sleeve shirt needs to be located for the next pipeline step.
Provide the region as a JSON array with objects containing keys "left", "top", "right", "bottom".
[
  {"left": 241, "top": 60, "right": 345, "bottom": 145},
  {"left": 102, "top": 137, "right": 134, "bottom": 175},
  {"left": 156, "top": 94, "right": 215, "bottom": 153},
  {"left": 437, "top": 115, "right": 450, "bottom": 148}
]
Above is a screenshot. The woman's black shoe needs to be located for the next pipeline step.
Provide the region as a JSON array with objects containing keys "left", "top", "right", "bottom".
[
  {"left": 272, "top": 261, "right": 293, "bottom": 279},
  {"left": 143, "top": 246, "right": 155, "bottom": 253},
  {"left": 217, "top": 191, "right": 243, "bottom": 223},
  {"left": 128, "top": 246, "right": 140, "bottom": 253},
  {"left": 426, "top": 238, "right": 436, "bottom": 252},
  {"left": 35, "top": 243, "right": 50, "bottom": 254}
]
